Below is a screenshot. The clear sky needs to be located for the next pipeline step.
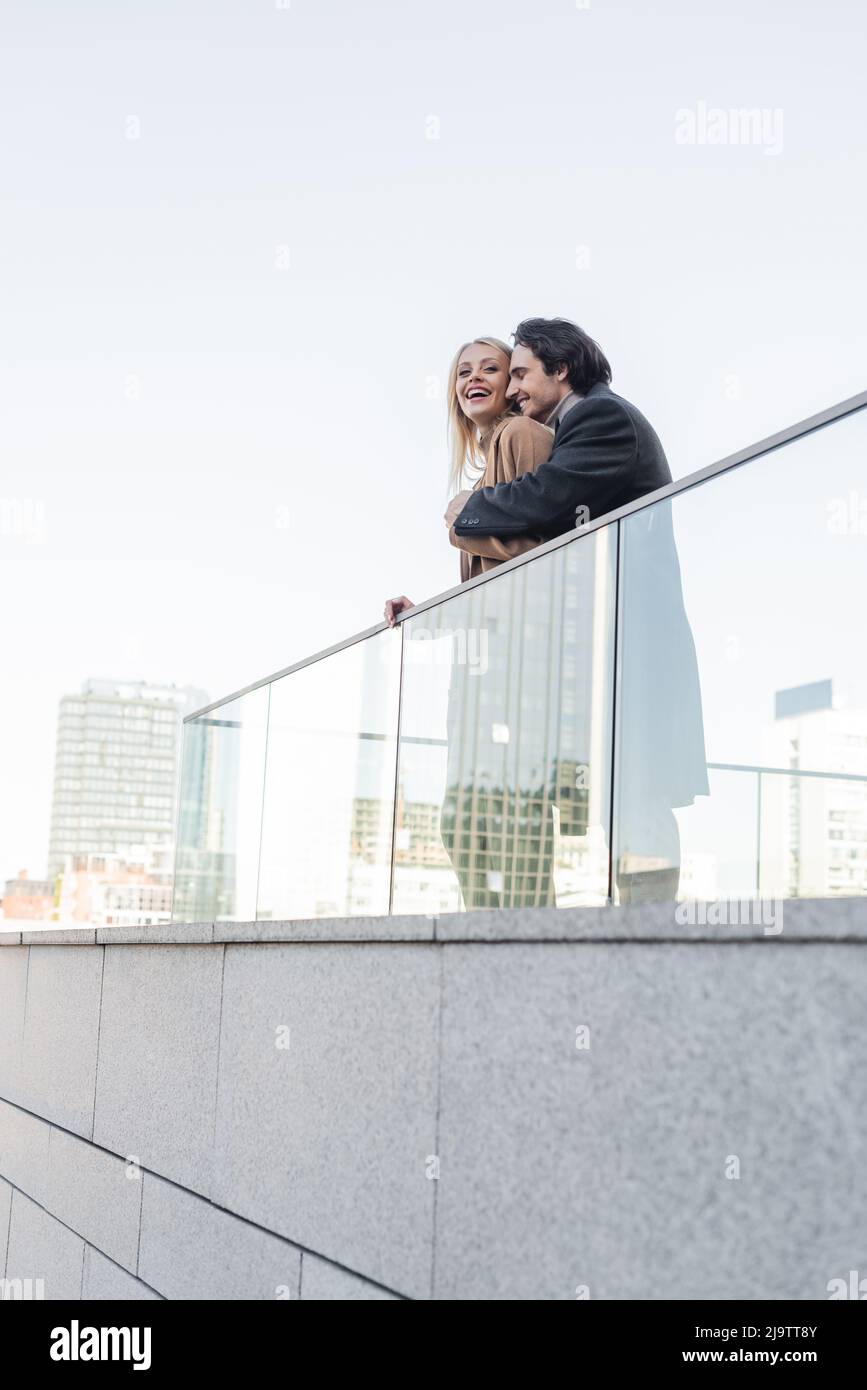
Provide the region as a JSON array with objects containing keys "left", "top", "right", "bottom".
[{"left": 1, "top": 0, "right": 865, "bottom": 884}]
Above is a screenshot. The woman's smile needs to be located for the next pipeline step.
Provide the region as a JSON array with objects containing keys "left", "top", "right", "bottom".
[{"left": 456, "top": 345, "right": 510, "bottom": 426}]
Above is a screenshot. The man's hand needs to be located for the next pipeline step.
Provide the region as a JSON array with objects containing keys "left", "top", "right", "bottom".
[
  {"left": 384, "top": 595, "right": 414, "bottom": 627},
  {"left": 444, "top": 489, "right": 471, "bottom": 528}
]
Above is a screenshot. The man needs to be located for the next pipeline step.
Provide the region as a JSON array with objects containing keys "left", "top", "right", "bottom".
[
  {"left": 445, "top": 316, "right": 673, "bottom": 541},
  {"left": 387, "top": 317, "right": 708, "bottom": 906},
  {"left": 445, "top": 318, "right": 707, "bottom": 905}
]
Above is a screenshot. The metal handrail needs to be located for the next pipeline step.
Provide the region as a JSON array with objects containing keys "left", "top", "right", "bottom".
[{"left": 184, "top": 386, "right": 867, "bottom": 723}]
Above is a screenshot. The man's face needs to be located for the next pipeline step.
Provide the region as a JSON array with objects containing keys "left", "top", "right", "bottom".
[{"left": 506, "top": 344, "right": 570, "bottom": 421}]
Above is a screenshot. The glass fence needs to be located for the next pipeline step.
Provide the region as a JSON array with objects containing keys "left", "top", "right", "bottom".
[{"left": 172, "top": 398, "right": 867, "bottom": 922}]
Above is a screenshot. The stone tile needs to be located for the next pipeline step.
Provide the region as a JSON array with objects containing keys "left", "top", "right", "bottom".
[
  {"left": 138, "top": 1172, "right": 300, "bottom": 1300},
  {"left": 21, "top": 928, "right": 96, "bottom": 945},
  {"left": 434, "top": 942, "right": 867, "bottom": 1299},
  {"left": 435, "top": 895, "right": 867, "bottom": 942},
  {"left": 92, "top": 945, "right": 224, "bottom": 1195},
  {"left": 213, "top": 915, "right": 434, "bottom": 943},
  {"left": 7, "top": 897, "right": 865, "bottom": 950},
  {"left": 0, "top": 946, "right": 29, "bottom": 1105},
  {"left": 0, "top": 1177, "right": 11, "bottom": 1276},
  {"left": 5, "top": 1190, "right": 84, "bottom": 1299},
  {"left": 435, "top": 903, "right": 616, "bottom": 942},
  {"left": 46, "top": 1126, "right": 143, "bottom": 1271},
  {"left": 212, "top": 943, "right": 439, "bottom": 1299},
  {"left": 20, "top": 945, "right": 103, "bottom": 1136},
  {"left": 0, "top": 1099, "right": 51, "bottom": 1205},
  {"left": 82, "top": 1246, "right": 161, "bottom": 1301},
  {"left": 300, "top": 1253, "right": 400, "bottom": 1300},
  {"left": 96, "top": 923, "right": 214, "bottom": 946}
]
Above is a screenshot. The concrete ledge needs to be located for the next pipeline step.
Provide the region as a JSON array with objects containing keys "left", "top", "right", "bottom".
[
  {"left": 22, "top": 927, "right": 97, "bottom": 945},
  {"left": 2, "top": 897, "right": 865, "bottom": 948},
  {"left": 96, "top": 922, "right": 214, "bottom": 946},
  {"left": 213, "top": 913, "right": 435, "bottom": 943}
]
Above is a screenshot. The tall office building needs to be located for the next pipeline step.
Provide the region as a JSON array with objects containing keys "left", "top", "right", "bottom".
[
  {"left": 47, "top": 678, "right": 208, "bottom": 881},
  {"left": 761, "top": 680, "right": 867, "bottom": 897}
]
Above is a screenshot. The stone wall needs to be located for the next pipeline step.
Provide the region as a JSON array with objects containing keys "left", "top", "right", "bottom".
[{"left": 2, "top": 899, "right": 866, "bottom": 1299}]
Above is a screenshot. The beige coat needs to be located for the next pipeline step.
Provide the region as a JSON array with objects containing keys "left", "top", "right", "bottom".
[{"left": 449, "top": 414, "right": 553, "bottom": 582}]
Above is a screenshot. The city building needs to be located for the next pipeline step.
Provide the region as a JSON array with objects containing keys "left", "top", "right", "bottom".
[
  {"left": 54, "top": 846, "right": 174, "bottom": 928},
  {"left": 761, "top": 679, "right": 867, "bottom": 898},
  {"left": 1, "top": 869, "right": 54, "bottom": 921},
  {"left": 47, "top": 678, "right": 208, "bottom": 883}
]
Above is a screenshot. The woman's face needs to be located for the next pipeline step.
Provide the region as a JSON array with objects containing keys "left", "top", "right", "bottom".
[{"left": 455, "top": 343, "right": 510, "bottom": 430}]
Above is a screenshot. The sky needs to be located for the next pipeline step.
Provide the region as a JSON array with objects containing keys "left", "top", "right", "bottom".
[{"left": 1, "top": 0, "right": 866, "bottom": 884}]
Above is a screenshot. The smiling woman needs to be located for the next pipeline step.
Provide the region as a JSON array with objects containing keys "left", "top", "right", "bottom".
[
  {"left": 434, "top": 338, "right": 557, "bottom": 912},
  {"left": 380, "top": 335, "right": 559, "bottom": 913},
  {"left": 445, "top": 337, "right": 553, "bottom": 583},
  {"left": 447, "top": 336, "right": 515, "bottom": 492},
  {"left": 382, "top": 335, "right": 553, "bottom": 626}
]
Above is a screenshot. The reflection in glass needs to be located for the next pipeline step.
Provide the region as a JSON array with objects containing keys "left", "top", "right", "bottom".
[
  {"left": 256, "top": 631, "right": 400, "bottom": 920},
  {"left": 172, "top": 685, "right": 270, "bottom": 922},
  {"left": 616, "top": 407, "right": 867, "bottom": 902},
  {"left": 395, "top": 531, "right": 616, "bottom": 914},
  {"left": 672, "top": 767, "right": 760, "bottom": 900},
  {"left": 614, "top": 499, "right": 709, "bottom": 903}
]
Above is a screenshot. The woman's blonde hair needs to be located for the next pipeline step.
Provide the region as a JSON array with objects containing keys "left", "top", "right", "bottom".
[{"left": 447, "top": 336, "right": 513, "bottom": 492}]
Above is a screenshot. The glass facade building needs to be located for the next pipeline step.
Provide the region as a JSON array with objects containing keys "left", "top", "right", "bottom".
[{"left": 49, "top": 678, "right": 207, "bottom": 883}]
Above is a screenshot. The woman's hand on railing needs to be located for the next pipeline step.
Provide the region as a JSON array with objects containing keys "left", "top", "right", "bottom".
[{"left": 384, "top": 596, "right": 414, "bottom": 627}]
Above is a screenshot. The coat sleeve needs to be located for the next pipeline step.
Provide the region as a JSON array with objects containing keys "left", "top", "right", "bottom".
[
  {"left": 449, "top": 418, "right": 552, "bottom": 560},
  {"left": 452, "top": 395, "right": 637, "bottom": 539}
]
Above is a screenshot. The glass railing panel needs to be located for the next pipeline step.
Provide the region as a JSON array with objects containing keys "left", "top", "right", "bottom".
[
  {"left": 171, "top": 685, "right": 270, "bottom": 922},
  {"left": 672, "top": 766, "right": 761, "bottom": 900},
  {"left": 393, "top": 526, "right": 618, "bottom": 914},
  {"left": 758, "top": 768, "right": 867, "bottom": 900},
  {"left": 614, "top": 406, "right": 867, "bottom": 903},
  {"left": 255, "top": 630, "right": 401, "bottom": 920}
]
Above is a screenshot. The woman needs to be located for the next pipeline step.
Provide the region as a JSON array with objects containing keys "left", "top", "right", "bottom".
[
  {"left": 444, "top": 336, "right": 553, "bottom": 580},
  {"left": 384, "top": 337, "right": 556, "bottom": 911},
  {"left": 384, "top": 336, "right": 552, "bottom": 617}
]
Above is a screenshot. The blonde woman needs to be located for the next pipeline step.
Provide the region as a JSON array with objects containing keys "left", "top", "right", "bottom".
[
  {"left": 383, "top": 337, "right": 556, "bottom": 912},
  {"left": 383, "top": 336, "right": 552, "bottom": 624},
  {"left": 444, "top": 336, "right": 553, "bottom": 581}
]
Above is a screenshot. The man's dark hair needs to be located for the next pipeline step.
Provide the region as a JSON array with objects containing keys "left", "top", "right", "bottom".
[{"left": 513, "top": 317, "right": 612, "bottom": 393}]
